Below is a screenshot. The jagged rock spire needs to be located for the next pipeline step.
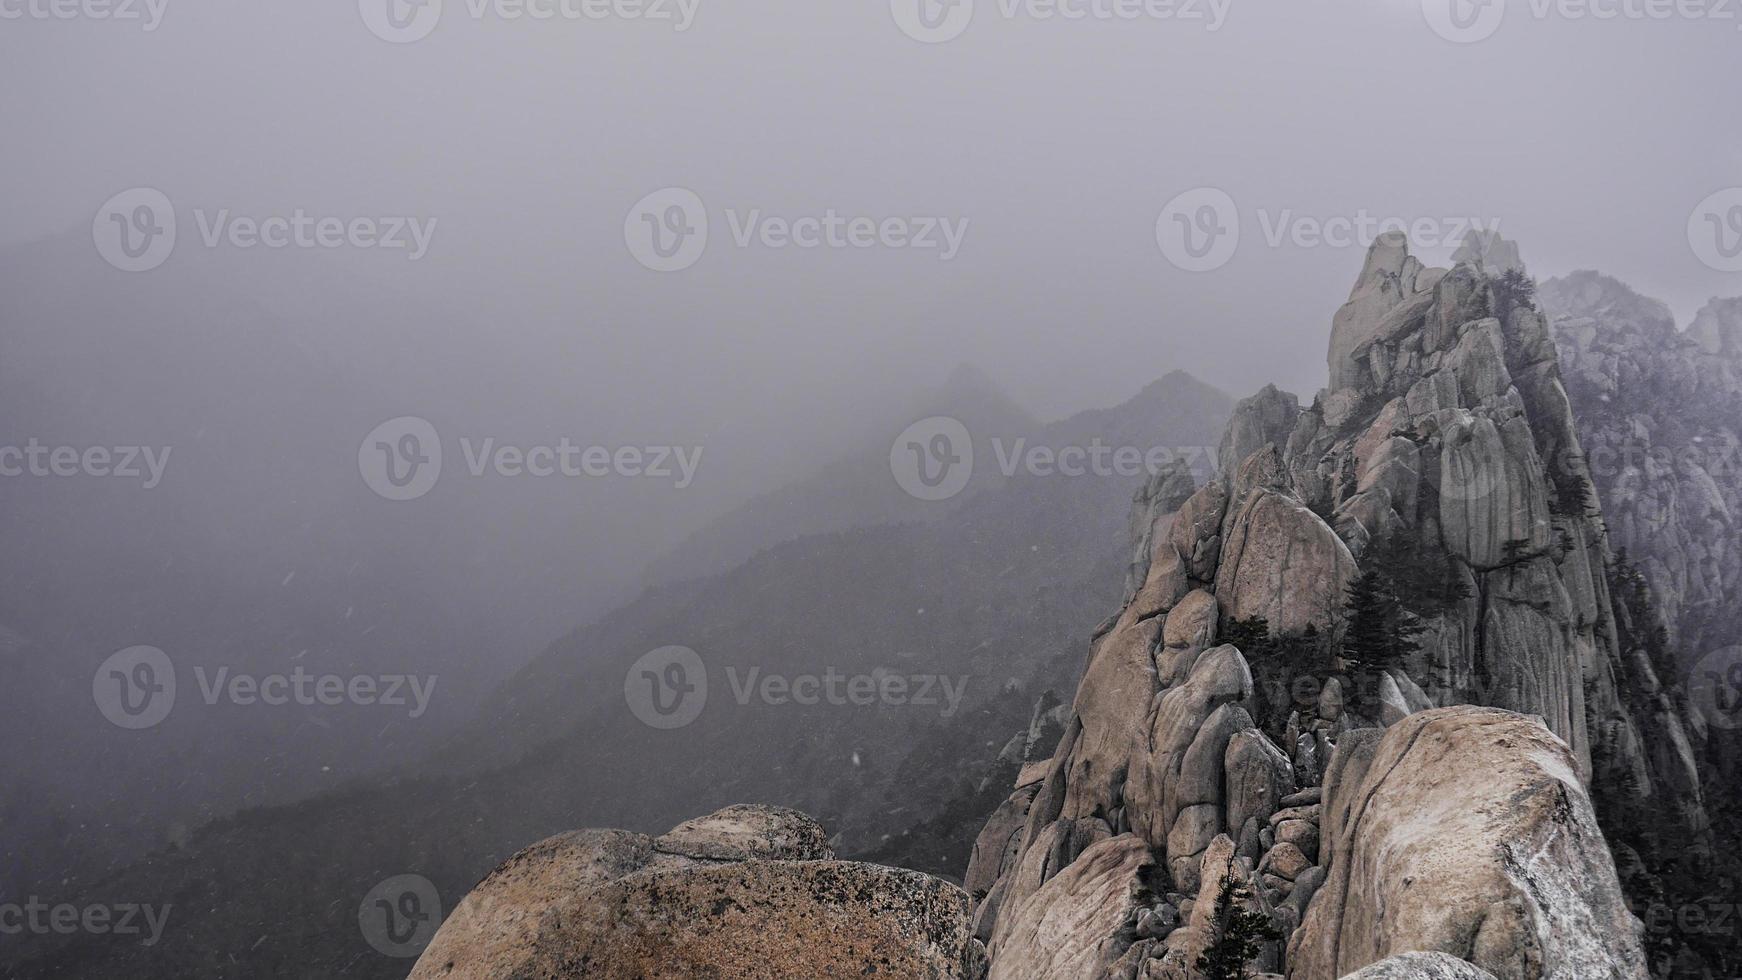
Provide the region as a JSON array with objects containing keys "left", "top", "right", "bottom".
[{"left": 966, "top": 233, "right": 1705, "bottom": 980}]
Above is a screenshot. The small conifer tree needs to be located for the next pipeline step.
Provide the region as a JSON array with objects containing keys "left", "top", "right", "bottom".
[{"left": 1196, "top": 868, "right": 1282, "bottom": 980}]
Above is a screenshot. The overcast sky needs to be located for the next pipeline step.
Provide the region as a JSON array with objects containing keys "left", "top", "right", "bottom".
[{"left": 4, "top": 0, "right": 1738, "bottom": 422}]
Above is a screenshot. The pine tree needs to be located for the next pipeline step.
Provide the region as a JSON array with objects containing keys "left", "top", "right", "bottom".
[
  {"left": 1365, "top": 535, "right": 1472, "bottom": 621},
  {"left": 1222, "top": 615, "right": 1272, "bottom": 655},
  {"left": 1196, "top": 868, "right": 1282, "bottom": 980},
  {"left": 1339, "top": 568, "right": 1426, "bottom": 677},
  {"left": 1550, "top": 470, "right": 1598, "bottom": 519},
  {"left": 1340, "top": 569, "right": 1395, "bottom": 672},
  {"left": 1493, "top": 268, "right": 1538, "bottom": 319}
]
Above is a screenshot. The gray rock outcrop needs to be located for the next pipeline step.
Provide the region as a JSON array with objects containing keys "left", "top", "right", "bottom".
[
  {"left": 410, "top": 804, "right": 981, "bottom": 979},
  {"left": 964, "top": 234, "right": 1709, "bottom": 980},
  {"left": 1290, "top": 707, "right": 1646, "bottom": 979}
]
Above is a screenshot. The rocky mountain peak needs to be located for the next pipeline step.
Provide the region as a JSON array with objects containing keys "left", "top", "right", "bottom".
[
  {"left": 929, "top": 362, "right": 1039, "bottom": 431},
  {"left": 1450, "top": 227, "right": 1526, "bottom": 276},
  {"left": 1538, "top": 270, "right": 1678, "bottom": 339},
  {"left": 962, "top": 234, "right": 1717, "bottom": 979},
  {"left": 1689, "top": 295, "right": 1742, "bottom": 358}
]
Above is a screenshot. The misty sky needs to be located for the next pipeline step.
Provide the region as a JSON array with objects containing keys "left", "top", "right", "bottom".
[
  {"left": 5, "top": 0, "right": 1738, "bottom": 421},
  {"left": 3, "top": 0, "right": 1740, "bottom": 682}
]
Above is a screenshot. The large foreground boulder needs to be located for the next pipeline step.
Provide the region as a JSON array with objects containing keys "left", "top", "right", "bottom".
[
  {"left": 541, "top": 860, "right": 977, "bottom": 978},
  {"left": 1291, "top": 707, "right": 1647, "bottom": 980},
  {"left": 410, "top": 804, "right": 980, "bottom": 979}
]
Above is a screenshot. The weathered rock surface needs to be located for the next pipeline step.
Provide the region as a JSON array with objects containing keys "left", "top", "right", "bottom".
[
  {"left": 410, "top": 829, "right": 662, "bottom": 980},
  {"left": 1291, "top": 707, "right": 1647, "bottom": 980},
  {"left": 411, "top": 806, "right": 979, "bottom": 979},
  {"left": 966, "top": 783, "right": 1041, "bottom": 900},
  {"left": 653, "top": 802, "right": 835, "bottom": 862},
  {"left": 1337, "top": 951, "right": 1500, "bottom": 980},
  {"left": 537, "top": 860, "right": 977, "bottom": 979},
  {"left": 1215, "top": 485, "right": 1357, "bottom": 635},
  {"left": 988, "top": 835, "right": 1157, "bottom": 980}
]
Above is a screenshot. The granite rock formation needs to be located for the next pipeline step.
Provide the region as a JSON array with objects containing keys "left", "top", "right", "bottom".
[
  {"left": 964, "top": 233, "right": 1719, "bottom": 979},
  {"left": 410, "top": 804, "right": 982, "bottom": 979}
]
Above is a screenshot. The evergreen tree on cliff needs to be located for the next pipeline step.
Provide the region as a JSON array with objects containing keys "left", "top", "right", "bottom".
[
  {"left": 1196, "top": 868, "right": 1281, "bottom": 980},
  {"left": 1339, "top": 566, "right": 1425, "bottom": 679}
]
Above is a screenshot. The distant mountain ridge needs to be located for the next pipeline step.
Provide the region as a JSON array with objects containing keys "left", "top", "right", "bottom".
[
  {"left": 4, "top": 368, "right": 1232, "bottom": 979},
  {"left": 637, "top": 362, "right": 1040, "bottom": 590},
  {"left": 442, "top": 366, "right": 1231, "bottom": 778},
  {"left": 1539, "top": 270, "right": 1742, "bottom": 662}
]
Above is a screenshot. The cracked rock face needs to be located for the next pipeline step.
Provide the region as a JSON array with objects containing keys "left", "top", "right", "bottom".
[
  {"left": 1214, "top": 484, "right": 1357, "bottom": 635},
  {"left": 1290, "top": 707, "right": 1646, "bottom": 980},
  {"left": 988, "top": 835, "right": 1158, "bottom": 980}
]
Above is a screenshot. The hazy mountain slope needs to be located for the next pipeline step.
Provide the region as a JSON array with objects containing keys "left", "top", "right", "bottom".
[
  {"left": 444, "top": 370, "right": 1231, "bottom": 776},
  {"left": 0, "top": 231, "right": 504, "bottom": 899},
  {"left": 637, "top": 363, "right": 1041, "bottom": 590},
  {"left": 1539, "top": 271, "right": 1742, "bottom": 662},
  {"left": 3, "top": 372, "right": 1230, "bottom": 979}
]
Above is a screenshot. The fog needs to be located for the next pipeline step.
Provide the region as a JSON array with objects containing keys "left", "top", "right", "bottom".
[{"left": 1, "top": 0, "right": 1738, "bottom": 952}]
